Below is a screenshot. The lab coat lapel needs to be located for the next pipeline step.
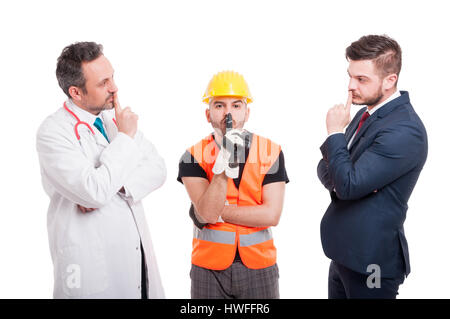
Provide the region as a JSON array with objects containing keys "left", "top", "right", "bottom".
[
  {"left": 92, "top": 126, "right": 110, "bottom": 147},
  {"left": 103, "top": 115, "right": 118, "bottom": 142},
  {"left": 93, "top": 111, "right": 117, "bottom": 146}
]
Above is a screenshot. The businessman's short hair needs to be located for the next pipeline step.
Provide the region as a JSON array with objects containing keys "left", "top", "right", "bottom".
[
  {"left": 56, "top": 41, "right": 104, "bottom": 98},
  {"left": 346, "top": 35, "right": 402, "bottom": 82}
]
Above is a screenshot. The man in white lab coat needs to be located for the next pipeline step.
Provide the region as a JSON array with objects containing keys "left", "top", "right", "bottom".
[{"left": 36, "top": 42, "right": 166, "bottom": 298}]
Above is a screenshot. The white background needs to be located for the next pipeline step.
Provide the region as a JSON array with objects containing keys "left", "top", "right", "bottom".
[{"left": 0, "top": 0, "right": 448, "bottom": 299}]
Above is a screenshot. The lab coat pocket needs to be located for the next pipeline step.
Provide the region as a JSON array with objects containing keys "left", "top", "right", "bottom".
[{"left": 59, "top": 241, "right": 109, "bottom": 298}]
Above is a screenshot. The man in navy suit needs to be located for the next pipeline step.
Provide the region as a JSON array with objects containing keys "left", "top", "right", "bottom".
[{"left": 317, "top": 35, "right": 428, "bottom": 299}]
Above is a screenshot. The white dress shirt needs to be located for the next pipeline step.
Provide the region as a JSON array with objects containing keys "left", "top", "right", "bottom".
[{"left": 346, "top": 90, "right": 401, "bottom": 148}]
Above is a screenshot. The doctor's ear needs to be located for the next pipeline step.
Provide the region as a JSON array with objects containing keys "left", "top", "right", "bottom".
[{"left": 68, "top": 86, "right": 84, "bottom": 101}]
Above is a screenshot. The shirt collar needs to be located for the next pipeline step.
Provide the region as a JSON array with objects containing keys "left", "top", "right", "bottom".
[
  {"left": 366, "top": 90, "right": 401, "bottom": 115},
  {"left": 66, "top": 99, "right": 100, "bottom": 124}
]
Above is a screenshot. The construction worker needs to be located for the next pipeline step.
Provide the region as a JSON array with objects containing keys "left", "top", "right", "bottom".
[{"left": 177, "top": 71, "right": 289, "bottom": 299}]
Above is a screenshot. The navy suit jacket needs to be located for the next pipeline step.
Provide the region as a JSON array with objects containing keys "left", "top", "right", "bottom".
[{"left": 317, "top": 91, "right": 427, "bottom": 279}]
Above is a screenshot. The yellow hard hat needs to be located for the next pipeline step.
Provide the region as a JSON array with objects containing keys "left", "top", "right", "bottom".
[{"left": 202, "top": 71, "right": 253, "bottom": 104}]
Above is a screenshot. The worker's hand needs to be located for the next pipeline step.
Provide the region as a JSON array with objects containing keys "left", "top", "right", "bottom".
[
  {"left": 213, "top": 150, "right": 238, "bottom": 179},
  {"left": 77, "top": 205, "right": 95, "bottom": 213},
  {"left": 223, "top": 129, "right": 245, "bottom": 151},
  {"left": 113, "top": 92, "right": 138, "bottom": 138},
  {"left": 212, "top": 147, "right": 231, "bottom": 177},
  {"left": 224, "top": 163, "right": 239, "bottom": 179},
  {"left": 212, "top": 129, "right": 245, "bottom": 179},
  {"left": 326, "top": 91, "right": 352, "bottom": 135}
]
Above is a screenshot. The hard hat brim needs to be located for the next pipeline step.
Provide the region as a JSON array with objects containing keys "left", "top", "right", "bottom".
[{"left": 203, "top": 95, "right": 253, "bottom": 104}]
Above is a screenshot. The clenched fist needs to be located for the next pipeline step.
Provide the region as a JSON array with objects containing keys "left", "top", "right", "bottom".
[
  {"left": 113, "top": 92, "right": 138, "bottom": 138},
  {"left": 326, "top": 91, "right": 353, "bottom": 135}
]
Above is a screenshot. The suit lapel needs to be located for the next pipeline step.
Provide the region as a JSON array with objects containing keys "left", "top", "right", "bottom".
[
  {"left": 348, "top": 91, "right": 410, "bottom": 151},
  {"left": 345, "top": 108, "right": 365, "bottom": 144},
  {"left": 348, "top": 112, "right": 378, "bottom": 150}
]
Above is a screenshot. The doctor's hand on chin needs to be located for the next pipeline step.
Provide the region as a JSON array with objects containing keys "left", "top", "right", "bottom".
[{"left": 112, "top": 92, "right": 138, "bottom": 138}]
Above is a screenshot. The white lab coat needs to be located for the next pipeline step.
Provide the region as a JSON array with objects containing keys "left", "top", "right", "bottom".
[{"left": 36, "top": 100, "right": 166, "bottom": 298}]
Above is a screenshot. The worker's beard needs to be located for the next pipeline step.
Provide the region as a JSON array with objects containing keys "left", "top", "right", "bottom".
[{"left": 211, "top": 118, "right": 245, "bottom": 136}]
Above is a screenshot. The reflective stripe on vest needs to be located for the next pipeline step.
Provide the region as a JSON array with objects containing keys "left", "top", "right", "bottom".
[
  {"left": 239, "top": 228, "right": 272, "bottom": 247},
  {"left": 194, "top": 227, "right": 236, "bottom": 245}
]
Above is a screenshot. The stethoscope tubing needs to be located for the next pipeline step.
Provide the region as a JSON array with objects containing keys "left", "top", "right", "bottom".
[{"left": 63, "top": 102, "right": 117, "bottom": 141}]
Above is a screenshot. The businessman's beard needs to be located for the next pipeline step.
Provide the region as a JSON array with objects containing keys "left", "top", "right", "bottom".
[{"left": 352, "top": 87, "right": 383, "bottom": 108}]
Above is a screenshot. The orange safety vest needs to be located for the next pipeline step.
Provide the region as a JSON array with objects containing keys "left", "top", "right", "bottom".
[{"left": 187, "top": 133, "right": 281, "bottom": 270}]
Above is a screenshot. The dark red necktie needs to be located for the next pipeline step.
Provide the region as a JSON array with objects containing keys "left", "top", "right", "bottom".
[{"left": 355, "top": 111, "right": 370, "bottom": 136}]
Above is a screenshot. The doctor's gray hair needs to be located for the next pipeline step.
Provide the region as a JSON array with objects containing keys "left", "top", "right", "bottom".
[{"left": 56, "top": 42, "right": 104, "bottom": 98}]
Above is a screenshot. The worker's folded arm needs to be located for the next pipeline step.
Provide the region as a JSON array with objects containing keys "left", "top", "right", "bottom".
[
  {"left": 182, "top": 175, "right": 228, "bottom": 224},
  {"left": 189, "top": 203, "right": 208, "bottom": 229},
  {"left": 221, "top": 182, "right": 285, "bottom": 227},
  {"left": 121, "top": 130, "right": 167, "bottom": 203},
  {"left": 37, "top": 120, "right": 142, "bottom": 208}
]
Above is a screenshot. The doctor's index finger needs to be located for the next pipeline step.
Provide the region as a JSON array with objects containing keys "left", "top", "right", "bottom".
[{"left": 113, "top": 92, "right": 122, "bottom": 113}]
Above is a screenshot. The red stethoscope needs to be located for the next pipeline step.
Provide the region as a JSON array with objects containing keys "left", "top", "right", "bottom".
[{"left": 63, "top": 102, "right": 117, "bottom": 140}]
